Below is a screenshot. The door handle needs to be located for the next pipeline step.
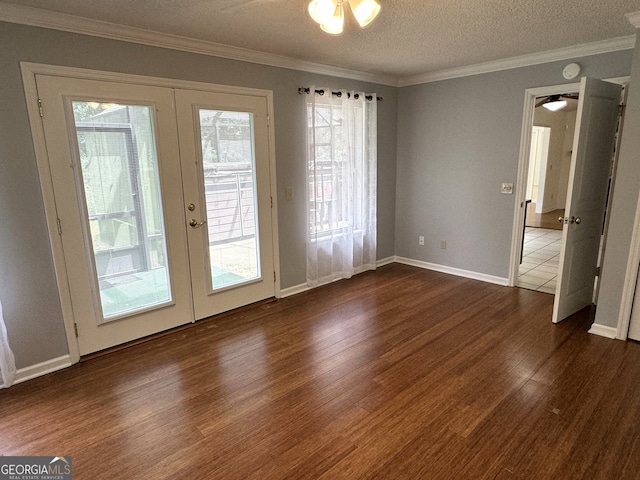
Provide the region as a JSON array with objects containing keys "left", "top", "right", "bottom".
[
  {"left": 189, "top": 218, "right": 206, "bottom": 228},
  {"left": 558, "top": 216, "right": 564, "bottom": 223},
  {"left": 573, "top": 216, "right": 581, "bottom": 225}
]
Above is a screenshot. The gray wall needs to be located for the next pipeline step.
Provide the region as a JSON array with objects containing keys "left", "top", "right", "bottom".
[
  {"left": 395, "top": 51, "right": 633, "bottom": 279},
  {"left": 0, "top": 22, "right": 397, "bottom": 369},
  {"left": 595, "top": 29, "right": 640, "bottom": 329}
]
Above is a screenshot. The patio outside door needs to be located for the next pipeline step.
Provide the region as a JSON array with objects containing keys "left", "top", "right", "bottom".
[
  {"left": 175, "top": 89, "right": 275, "bottom": 320},
  {"left": 36, "top": 75, "right": 275, "bottom": 355}
]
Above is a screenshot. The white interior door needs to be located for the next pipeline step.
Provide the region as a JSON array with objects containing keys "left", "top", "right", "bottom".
[
  {"left": 37, "top": 75, "right": 194, "bottom": 354},
  {"left": 552, "top": 78, "right": 622, "bottom": 323},
  {"left": 36, "top": 76, "right": 277, "bottom": 354},
  {"left": 175, "top": 89, "right": 275, "bottom": 320}
]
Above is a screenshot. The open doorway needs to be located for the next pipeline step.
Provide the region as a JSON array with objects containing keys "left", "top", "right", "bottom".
[
  {"left": 518, "top": 92, "right": 579, "bottom": 293},
  {"left": 511, "top": 77, "right": 626, "bottom": 325}
]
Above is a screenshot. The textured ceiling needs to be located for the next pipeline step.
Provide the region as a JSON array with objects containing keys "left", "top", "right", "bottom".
[{"left": 2, "top": 0, "right": 640, "bottom": 81}]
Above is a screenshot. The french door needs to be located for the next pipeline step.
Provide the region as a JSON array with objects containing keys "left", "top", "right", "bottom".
[
  {"left": 36, "top": 75, "right": 275, "bottom": 355},
  {"left": 175, "top": 89, "right": 275, "bottom": 320}
]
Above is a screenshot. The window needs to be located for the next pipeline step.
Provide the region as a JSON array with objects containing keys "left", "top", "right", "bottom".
[{"left": 305, "top": 88, "right": 377, "bottom": 287}]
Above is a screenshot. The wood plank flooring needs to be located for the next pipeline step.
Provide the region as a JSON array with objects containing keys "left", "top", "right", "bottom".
[
  {"left": 2, "top": 263, "right": 640, "bottom": 479},
  {"left": 526, "top": 203, "right": 564, "bottom": 230}
]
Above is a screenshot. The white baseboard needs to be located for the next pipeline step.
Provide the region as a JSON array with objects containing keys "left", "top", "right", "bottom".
[
  {"left": 376, "top": 256, "right": 395, "bottom": 267},
  {"left": 280, "top": 283, "right": 311, "bottom": 298},
  {"left": 14, "top": 354, "right": 73, "bottom": 385},
  {"left": 393, "top": 256, "right": 510, "bottom": 286},
  {"left": 280, "top": 258, "right": 395, "bottom": 298},
  {"left": 588, "top": 323, "right": 619, "bottom": 339},
  {"left": 281, "top": 257, "right": 508, "bottom": 298}
]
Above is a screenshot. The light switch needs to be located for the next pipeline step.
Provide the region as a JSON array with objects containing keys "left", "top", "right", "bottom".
[{"left": 501, "top": 183, "right": 514, "bottom": 194}]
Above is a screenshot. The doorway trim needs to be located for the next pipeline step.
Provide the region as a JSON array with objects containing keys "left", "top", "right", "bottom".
[
  {"left": 615, "top": 184, "right": 640, "bottom": 339},
  {"left": 509, "top": 76, "right": 629, "bottom": 289},
  {"left": 21, "top": 62, "right": 281, "bottom": 362},
  {"left": 509, "top": 81, "right": 579, "bottom": 287}
]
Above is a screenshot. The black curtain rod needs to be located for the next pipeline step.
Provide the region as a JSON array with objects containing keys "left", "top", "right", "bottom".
[{"left": 298, "top": 87, "right": 382, "bottom": 102}]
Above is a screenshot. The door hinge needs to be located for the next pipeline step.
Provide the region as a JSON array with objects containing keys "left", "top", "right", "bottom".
[
  {"left": 274, "top": 271, "right": 276, "bottom": 283},
  {"left": 596, "top": 266, "right": 601, "bottom": 277},
  {"left": 38, "top": 98, "right": 43, "bottom": 118},
  {"left": 619, "top": 104, "right": 626, "bottom": 116},
  {"left": 56, "top": 218, "right": 62, "bottom": 235},
  {"left": 74, "top": 323, "right": 79, "bottom": 338},
  {"left": 270, "top": 196, "right": 273, "bottom": 208},
  {"left": 267, "top": 114, "right": 270, "bottom": 127}
]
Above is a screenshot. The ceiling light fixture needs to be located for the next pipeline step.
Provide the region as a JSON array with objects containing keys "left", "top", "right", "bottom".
[
  {"left": 543, "top": 100, "right": 568, "bottom": 112},
  {"left": 308, "top": 0, "right": 381, "bottom": 35}
]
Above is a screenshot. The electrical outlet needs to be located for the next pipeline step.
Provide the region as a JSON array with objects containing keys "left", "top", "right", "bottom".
[
  {"left": 285, "top": 186, "right": 294, "bottom": 201},
  {"left": 419, "top": 236, "right": 425, "bottom": 246},
  {"left": 440, "top": 240, "right": 446, "bottom": 249}
]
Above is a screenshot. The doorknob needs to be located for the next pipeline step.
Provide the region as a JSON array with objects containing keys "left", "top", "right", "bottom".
[
  {"left": 574, "top": 216, "right": 581, "bottom": 224},
  {"left": 558, "top": 216, "right": 564, "bottom": 223},
  {"left": 189, "top": 218, "right": 205, "bottom": 228}
]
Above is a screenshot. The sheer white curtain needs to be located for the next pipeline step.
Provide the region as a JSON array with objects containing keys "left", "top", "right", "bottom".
[
  {"left": 305, "top": 87, "right": 377, "bottom": 288},
  {"left": 0, "top": 297, "right": 16, "bottom": 388}
]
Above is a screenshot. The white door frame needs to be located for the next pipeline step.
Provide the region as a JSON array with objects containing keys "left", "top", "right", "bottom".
[
  {"left": 21, "top": 62, "right": 281, "bottom": 363},
  {"left": 509, "top": 76, "right": 629, "bottom": 289},
  {"left": 616, "top": 177, "right": 640, "bottom": 339},
  {"left": 510, "top": 82, "right": 579, "bottom": 287}
]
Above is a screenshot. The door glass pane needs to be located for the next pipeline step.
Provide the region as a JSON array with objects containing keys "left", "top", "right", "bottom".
[
  {"left": 199, "top": 109, "right": 261, "bottom": 290},
  {"left": 72, "top": 101, "right": 171, "bottom": 321}
]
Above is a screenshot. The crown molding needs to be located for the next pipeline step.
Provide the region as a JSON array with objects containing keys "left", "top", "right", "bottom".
[
  {"left": 1, "top": 3, "right": 636, "bottom": 89},
  {"left": 627, "top": 11, "right": 640, "bottom": 28},
  {"left": 0, "top": 2, "right": 400, "bottom": 87},
  {"left": 399, "top": 35, "right": 636, "bottom": 87}
]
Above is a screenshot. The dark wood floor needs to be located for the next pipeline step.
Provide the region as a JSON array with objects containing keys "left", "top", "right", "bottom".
[
  {"left": 2, "top": 264, "right": 640, "bottom": 479},
  {"left": 526, "top": 203, "right": 565, "bottom": 230}
]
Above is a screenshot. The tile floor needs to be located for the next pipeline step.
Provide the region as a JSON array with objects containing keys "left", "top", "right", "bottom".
[{"left": 518, "top": 227, "right": 562, "bottom": 294}]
